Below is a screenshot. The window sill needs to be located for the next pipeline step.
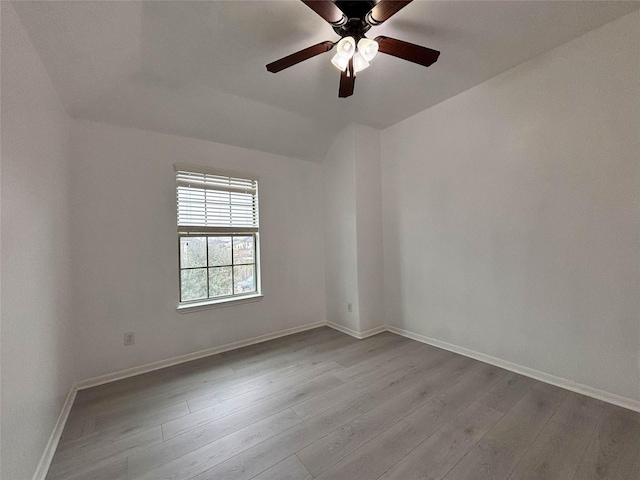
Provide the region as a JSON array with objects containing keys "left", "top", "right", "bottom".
[{"left": 176, "top": 293, "right": 264, "bottom": 313}]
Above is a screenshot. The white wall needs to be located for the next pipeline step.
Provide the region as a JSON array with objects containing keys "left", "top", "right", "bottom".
[
  {"left": 1, "top": 4, "right": 76, "bottom": 479},
  {"left": 3, "top": 7, "right": 639, "bottom": 478},
  {"left": 69, "top": 119, "right": 326, "bottom": 381},
  {"left": 323, "top": 123, "right": 385, "bottom": 334},
  {"left": 382, "top": 11, "right": 640, "bottom": 402},
  {"left": 354, "top": 125, "right": 384, "bottom": 332},
  {"left": 322, "top": 123, "right": 384, "bottom": 333},
  {"left": 323, "top": 125, "right": 360, "bottom": 331}
]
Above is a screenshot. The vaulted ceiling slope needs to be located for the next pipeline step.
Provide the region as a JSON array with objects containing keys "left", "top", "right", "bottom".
[{"left": 11, "top": 1, "right": 640, "bottom": 161}]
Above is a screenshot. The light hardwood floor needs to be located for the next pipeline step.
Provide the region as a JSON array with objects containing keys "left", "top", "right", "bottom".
[{"left": 46, "top": 327, "right": 640, "bottom": 480}]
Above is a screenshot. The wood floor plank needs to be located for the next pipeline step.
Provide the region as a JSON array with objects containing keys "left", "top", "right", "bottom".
[
  {"left": 377, "top": 401, "right": 504, "bottom": 480},
  {"left": 297, "top": 356, "right": 488, "bottom": 476},
  {"left": 192, "top": 354, "right": 452, "bottom": 480},
  {"left": 73, "top": 354, "right": 234, "bottom": 408},
  {"left": 83, "top": 397, "right": 191, "bottom": 437},
  {"left": 249, "top": 455, "right": 313, "bottom": 480},
  {"left": 187, "top": 359, "right": 340, "bottom": 412},
  {"left": 208, "top": 361, "right": 343, "bottom": 406},
  {"left": 72, "top": 358, "right": 248, "bottom": 418},
  {"left": 226, "top": 329, "right": 352, "bottom": 373},
  {"left": 131, "top": 409, "right": 301, "bottom": 480},
  {"left": 76, "top": 350, "right": 335, "bottom": 428},
  {"left": 252, "top": 332, "right": 388, "bottom": 376},
  {"left": 222, "top": 326, "right": 339, "bottom": 356},
  {"left": 283, "top": 332, "right": 400, "bottom": 372},
  {"left": 46, "top": 427, "right": 162, "bottom": 479},
  {"left": 572, "top": 403, "right": 640, "bottom": 480},
  {"left": 333, "top": 338, "right": 425, "bottom": 382},
  {"left": 507, "top": 392, "right": 603, "bottom": 480},
  {"left": 331, "top": 332, "right": 412, "bottom": 367},
  {"left": 69, "top": 340, "right": 325, "bottom": 436},
  {"left": 53, "top": 458, "right": 127, "bottom": 480},
  {"left": 163, "top": 369, "right": 343, "bottom": 440},
  {"left": 219, "top": 327, "right": 339, "bottom": 362},
  {"left": 478, "top": 371, "right": 536, "bottom": 414},
  {"left": 291, "top": 342, "right": 451, "bottom": 420},
  {"left": 443, "top": 383, "right": 567, "bottom": 480},
  {"left": 185, "top": 401, "right": 366, "bottom": 480},
  {"left": 376, "top": 369, "right": 548, "bottom": 480},
  {"left": 314, "top": 392, "right": 503, "bottom": 480},
  {"left": 45, "top": 329, "right": 640, "bottom": 480},
  {"left": 314, "top": 419, "right": 426, "bottom": 480},
  {"left": 226, "top": 334, "right": 357, "bottom": 378},
  {"left": 398, "top": 364, "right": 506, "bottom": 439},
  {"left": 318, "top": 365, "right": 507, "bottom": 480},
  {"left": 56, "top": 411, "right": 87, "bottom": 445},
  {"left": 127, "top": 373, "right": 342, "bottom": 478},
  {"left": 298, "top": 377, "right": 443, "bottom": 476},
  {"left": 55, "top": 401, "right": 190, "bottom": 459}
]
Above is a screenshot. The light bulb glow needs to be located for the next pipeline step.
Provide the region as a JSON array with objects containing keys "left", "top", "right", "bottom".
[
  {"left": 357, "top": 38, "right": 379, "bottom": 62},
  {"left": 352, "top": 52, "right": 370, "bottom": 73},
  {"left": 331, "top": 52, "right": 349, "bottom": 71},
  {"left": 336, "top": 36, "right": 356, "bottom": 60}
]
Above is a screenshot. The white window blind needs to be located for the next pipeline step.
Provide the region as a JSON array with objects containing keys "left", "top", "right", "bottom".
[{"left": 175, "top": 164, "right": 259, "bottom": 234}]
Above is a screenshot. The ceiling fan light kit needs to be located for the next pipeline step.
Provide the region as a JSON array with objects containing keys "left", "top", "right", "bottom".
[
  {"left": 266, "top": 0, "right": 441, "bottom": 98},
  {"left": 351, "top": 52, "right": 370, "bottom": 73},
  {"left": 331, "top": 52, "right": 350, "bottom": 71},
  {"left": 336, "top": 36, "right": 356, "bottom": 59},
  {"left": 357, "top": 37, "right": 379, "bottom": 62},
  {"left": 331, "top": 36, "right": 374, "bottom": 73}
]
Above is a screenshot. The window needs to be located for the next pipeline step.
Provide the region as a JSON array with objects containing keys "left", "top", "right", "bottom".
[{"left": 175, "top": 164, "right": 260, "bottom": 308}]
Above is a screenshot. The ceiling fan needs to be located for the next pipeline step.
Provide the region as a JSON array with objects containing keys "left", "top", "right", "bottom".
[{"left": 266, "top": 0, "right": 440, "bottom": 98}]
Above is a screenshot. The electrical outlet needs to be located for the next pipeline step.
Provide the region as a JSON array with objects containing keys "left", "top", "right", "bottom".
[
  {"left": 124, "top": 332, "right": 135, "bottom": 346},
  {"left": 347, "top": 303, "right": 352, "bottom": 313}
]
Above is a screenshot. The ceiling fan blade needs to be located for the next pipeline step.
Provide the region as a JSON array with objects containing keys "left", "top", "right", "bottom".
[
  {"left": 338, "top": 57, "right": 355, "bottom": 98},
  {"left": 374, "top": 36, "right": 440, "bottom": 67},
  {"left": 302, "top": 0, "right": 346, "bottom": 25},
  {"left": 266, "top": 41, "right": 334, "bottom": 73},
  {"left": 366, "top": 0, "right": 412, "bottom": 25}
]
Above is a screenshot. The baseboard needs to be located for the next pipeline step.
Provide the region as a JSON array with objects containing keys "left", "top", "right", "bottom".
[
  {"left": 35, "top": 319, "right": 639, "bottom": 480},
  {"left": 35, "top": 320, "right": 327, "bottom": 479},
  {"left": 326, "top": 321, "right": 386, "bottom": 339},
  {"left": 32, "top": 386, "right": 78, "bottom": 480},
  {"left": 76, "top": 321, "right": 327, "bottom": 390},
  {"left": 386, "top": 325, "right": 640, "bottom": 413}
]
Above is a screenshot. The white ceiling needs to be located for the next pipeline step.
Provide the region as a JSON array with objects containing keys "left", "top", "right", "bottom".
[{"left": 11, "top": 0, "right": 640, "bottom": 161}]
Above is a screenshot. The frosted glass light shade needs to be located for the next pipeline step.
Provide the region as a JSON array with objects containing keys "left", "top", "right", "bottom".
[
  {"left": 357, "top": 38, "right": 379, "bottom": 62},
  {"left": 352, "top": 52, "right": 370, "bottom": 73},
  {"left": 331, "top": 53, "right": 349, "bottom": 71},
  {"left": 336, "top": 36, "right": 356, "bottom": 59}
]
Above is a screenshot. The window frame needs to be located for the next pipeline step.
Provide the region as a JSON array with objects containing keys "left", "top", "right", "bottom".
[{"left": 174, "top": 164, "right": 262, "bottom": 311}]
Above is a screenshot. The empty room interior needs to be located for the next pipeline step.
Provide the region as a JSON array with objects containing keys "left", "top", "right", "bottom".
[{"left": 2, "top": 1, "right": 640, "bottom": 479}]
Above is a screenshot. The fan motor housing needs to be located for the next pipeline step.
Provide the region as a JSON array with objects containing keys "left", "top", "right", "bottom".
[
  {"left": 332, "top": 0, "right": 376, "bottom": 38},
  {"left": 333, "top": 18, "right": 371, "bottom": 39},
  {"left": 335, "top": 0, "right": 377, "bottom": 18}
]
